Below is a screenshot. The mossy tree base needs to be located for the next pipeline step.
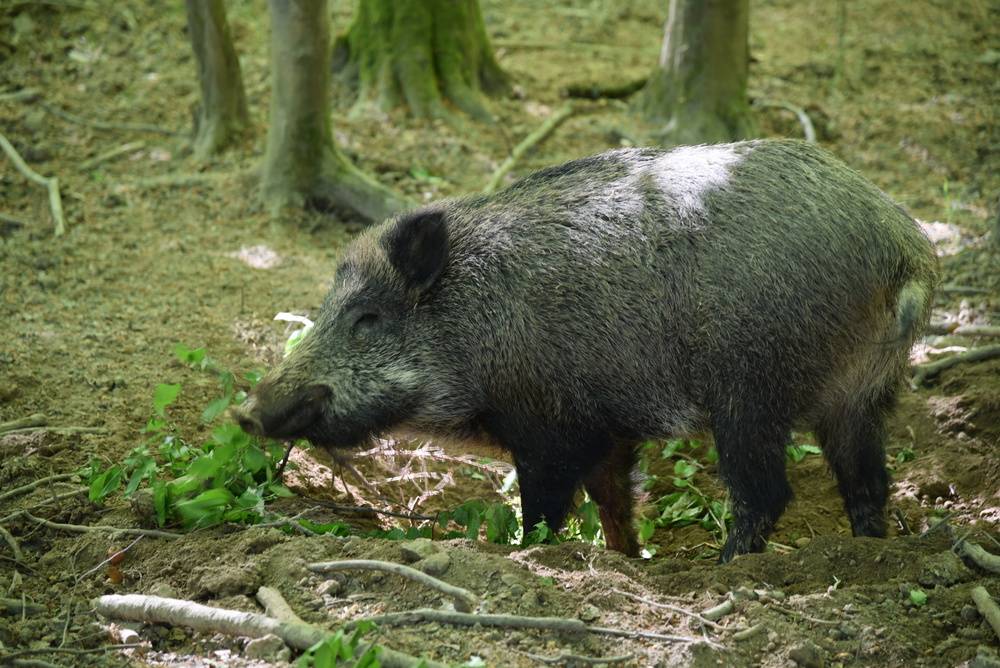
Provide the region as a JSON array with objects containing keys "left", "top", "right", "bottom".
[
  {"left": 633, "top": 0, "right": 755, "bottom": 146},
  {"left": 185, "top": 0, "right": 249, "bottom": 160},
  {"left": 333, "top": 0, "right": 510, "bottom": 122},
  {"left": 262, "top": 0, "right": 409, "bottom": 223}
]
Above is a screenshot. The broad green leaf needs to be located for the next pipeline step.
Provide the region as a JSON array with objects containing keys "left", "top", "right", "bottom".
[
  {"left": 89, "top": 466, "right": 122, "bottom": 502},
  {"left": 153, "top": 383, "right": 181, "bottom": 416}
]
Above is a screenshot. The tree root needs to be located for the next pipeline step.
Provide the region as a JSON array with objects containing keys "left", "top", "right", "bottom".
[
  {"left": 700, "top": 598, "right": 735, "bottom": 622},
  {"left": 308, "top": 559, "right": 479, "bottom": 613},
  {"left": 970, "top": 586, "right": 1000, "bottom": 642},
  {"left": 958, "top": 541, "right": 1000, "bottom": 575},
  {"left": 0, "top": 133, "right": 66, "bottom": 236},
  {"left": 483, "top": 104, "right": 576, "bottom": 194},
  {"left": 0, "top": 472, "right": 80, "bottom": 503},
  {"left": 0, "top": 413, "right": 47, "bottom": 434},
  {"left": 525, "top": 651, "right": 635, "bottom": 665},
  {"left": 732, "top": 623, "right": 766, "bottom": 641},
  {"left": 752, "top": 98, "right": 816, "bottom": 143},
  {"left": 93, "top": 593, "right": 444, "bottom": 668},
  {"left": 611, "top": 588, "right": 724, "bottom": 629},
  {"left": 911, "top": 345, "right": 1000, "bottom": 387},
  {"left": 21, "top": 512, "right": 182, "bottom": 540}
]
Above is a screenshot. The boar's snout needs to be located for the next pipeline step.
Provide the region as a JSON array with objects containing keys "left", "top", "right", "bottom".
[{"left": 234, "top": 381, "right": 332, "bottom": 441}]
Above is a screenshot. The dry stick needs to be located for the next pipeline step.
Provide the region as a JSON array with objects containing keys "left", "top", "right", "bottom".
[
  {"left": 0, "top": 488, "right": 89, "bottom": 525},
  {"left": 0, "top": 133, "right": 66, "bottom": 236},
  {"left": 79, "top": 140, "right": 145, "bottom": 170},
  {"left": 0, "top": 413, "right": 47, "bottom": 434},
  {"left": 256, "top": 586, "right": 306, "bottom": 625},
  {"left": 753, "top": 99, "right": 817, "bottom": 143},
  {"left": 21, "top": 512, "right": 182, "bottom": 540},
  {"left": 0, "top": 472, "right": 79, "bottom": 503},
  {"left": 483, "top": 104, "right": 577, "bottom": 195},
  {"left": 911, "top": 345, "right": 1000, "bottom": 387},
  {"left": 611, "top": 588, "right": 725, "bottom": 630},
  {"left": 970, "top": 586, "right": 1000, "bottom": 642},
  {"left": 92, "top": 594, "right": 444, "bottom": 668},
  {"left": 308, "top": 560, "right": 479, "bottom": 613},
  {"left": 0, "top": 597, "right": 42, "bottom": 615},
  {"left": 958, "top": 541, "right": 1000, "bottom": 575},
  {"left": 0, "top": 525, "right": 23, "bottom": 561}
]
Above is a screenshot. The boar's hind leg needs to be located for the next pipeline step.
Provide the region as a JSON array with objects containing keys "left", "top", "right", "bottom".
[
  {"left": 712, "top": 407, "right": 793, "bottom": 564},
  {"left": 814, "top": 390, "right": 894, "bottom": 539},
  {"left": 583, "top": 440, "right": 639, "bottom": 557},
  {"left": 512, "top": 448, "right": 588, "bottom": 541}
]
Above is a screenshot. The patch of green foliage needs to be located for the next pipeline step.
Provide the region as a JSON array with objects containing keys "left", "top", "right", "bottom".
[
  {"left": 297, "top": 621, "right": 381, "bottom": 668},
  {"left": 638, "top": 438, "right": 824, "bottom": 557},
  {"left": 84, "top": 345, "right": 291, "bottom": 529}
]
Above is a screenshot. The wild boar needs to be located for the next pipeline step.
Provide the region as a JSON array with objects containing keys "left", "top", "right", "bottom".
[{"left": 236, "top": 139, "right": 937, "bottom": 562}]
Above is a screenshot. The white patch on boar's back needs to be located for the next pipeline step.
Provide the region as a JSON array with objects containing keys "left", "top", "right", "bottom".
[{"left": 649, "top": 144, "right": 744, "bottom": 222}]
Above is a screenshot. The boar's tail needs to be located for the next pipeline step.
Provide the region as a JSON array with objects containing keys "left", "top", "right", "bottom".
[{"left": 892, "top": 279, "right": 932, "bottom": 344}]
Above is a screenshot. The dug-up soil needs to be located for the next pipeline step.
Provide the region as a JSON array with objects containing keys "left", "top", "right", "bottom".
[{"left": 1, "top": 1, "right": 998, "bottom": 667}]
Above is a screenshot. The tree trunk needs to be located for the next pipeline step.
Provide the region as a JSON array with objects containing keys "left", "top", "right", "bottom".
[
  {"left": 262, "top": 0, "right": 409, "bottom": 223},
  {"left": 634, "top": 0, "right": 755, "bottom": 146},
  {"left": 185, "top": 0, "right": 249, "bottom": 160},
  {"left": 332, "top": 0, "right": 510, "bottom": 122}
]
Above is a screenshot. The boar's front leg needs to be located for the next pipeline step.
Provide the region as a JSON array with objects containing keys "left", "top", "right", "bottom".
[{"left": 711, "top": 402, "right": 794, "bottom": 564}]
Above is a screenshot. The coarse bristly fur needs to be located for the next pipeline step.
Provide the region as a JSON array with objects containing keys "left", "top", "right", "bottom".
[{"left": 236, "top": 138, "right": 938, "bottom": 562}]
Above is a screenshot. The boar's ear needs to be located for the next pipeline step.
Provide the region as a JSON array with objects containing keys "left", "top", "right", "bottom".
[{"left": 385, "top": 210, "right": 449, "bottom": 292}]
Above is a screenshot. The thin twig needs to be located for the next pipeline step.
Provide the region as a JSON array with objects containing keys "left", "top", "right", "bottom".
[
  {"left": 76, "top": 536, "right": 144, "bottom": 584},
  {"left": 0, "top": 413, "right": 47, "bottom": 434},
  {"left": 80, "top": 140, "right": 145, "bottom": 170},
  {"left": 483, "top": 104, "right": 577, "bottom": 194},
  {"left": 22, "top": 512, "right": 182, "bottom": 540},
  {"left": 911, "top": 345, "right": 1000, "bottom": 387},
  {"left": 0, "top": 133, "right": 65, "bottom": 236},
  {"left": 753, "top": 99, "right": 817, "bottom": 142},
  {"left": 587, "top": 625, "right": 723, "bottom": 647},
  {"left": 0, "top": 525, "right": 24, "bottom": 561},
  {"left": 0, "top": 472, "right": 80, "bottom": 503},
  {"left": 92, "top": 594, "right": 444, "bottom": 668},
  {"left": 770, "top": 604, "right": 839, "bottom": 625},
  {"left": 611, "top": 588, "right": 724, "bottom": 629},
  {"left": 275, "top": 441, "right": 295, "bottom": 478},
  {"left": 308, "top": 560, "right": 478, "bottom": 613},
  {"left": 970, "top": 586, "right": 1000, "bottom": 642},
  {"left": 345, "top": 607, "right": 586, "bottom": 633},
  {"left": 0, "top": 488, "right": 89, "bottom": 525}
]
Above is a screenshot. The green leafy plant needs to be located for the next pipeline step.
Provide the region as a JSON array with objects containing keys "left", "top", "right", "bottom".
[
  {"left": 785, "top": 443, "right": 822, "bottom": 463},
  {"left": 297, "top": 621, "right": 380, "bottom": 668}
]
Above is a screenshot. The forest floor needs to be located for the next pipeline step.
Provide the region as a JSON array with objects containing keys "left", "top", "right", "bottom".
[{"left": 1, "top": 1, "right": 999, "bottom": 666}]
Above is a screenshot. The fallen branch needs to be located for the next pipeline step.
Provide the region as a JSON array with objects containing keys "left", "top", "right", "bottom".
[
  {"left": 0, "top": 133, "right": 66, "bottom": 236},
  {"left": 958, "top": 541, "right": 1000, "bottom": 575},
  {"left": 0, "top": 472, "right": 79, "bottom": 503},
  {"left": 911, "top": 345, "right": 1000, "bottom": 387},
  {"left": 0, "top": 525, "right": 23, "bottom": 561},
  {"left": 753, "top": 99, "right": 817, "bottom": 143},
  {"left": 483, "top": 104, "right": 576, "bottom": 195},
  {"left": 0, "top": 413, "right": 47, "bottom": 434},
  {"left": 564, "top": 77, "right": 647, "bottom": 100},
  {"left": 92, "top": 594, "right": 443, "bottom": 668},
  {"left": 732, "top": 623, "right": 766, "bottom": 641},
  {"left": 80, "top": 140, "right": 145, "bottom": 171},
  {"left": 700, "top": 598, "right": 735, "bottom": 622},
  {"left": 611, "top": 588, "right": 724, "bottom": 629},
  {"left": 308, "top": 559, "right": 478, "bottom": 613},
  {"left": 970, "top": 586, "right": 1000, "bottom": 642},
  {"left": 256, "top": 586, "right": 306, "bottom": 625},
  {"left": 1, "top": 597, "right": 43, "bottom": 616},
  {"left": 22, "top": 512, "right": 182, "bottom": 540}
]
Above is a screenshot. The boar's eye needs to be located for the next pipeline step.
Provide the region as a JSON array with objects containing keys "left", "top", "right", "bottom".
[{"left": 351, "top": 311, "right": 381, "bottom": 335}]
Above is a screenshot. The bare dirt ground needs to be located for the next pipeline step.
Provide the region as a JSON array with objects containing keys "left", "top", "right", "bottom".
[{"left": 1, "top": 1, "right": 998, "bottom": 666}]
